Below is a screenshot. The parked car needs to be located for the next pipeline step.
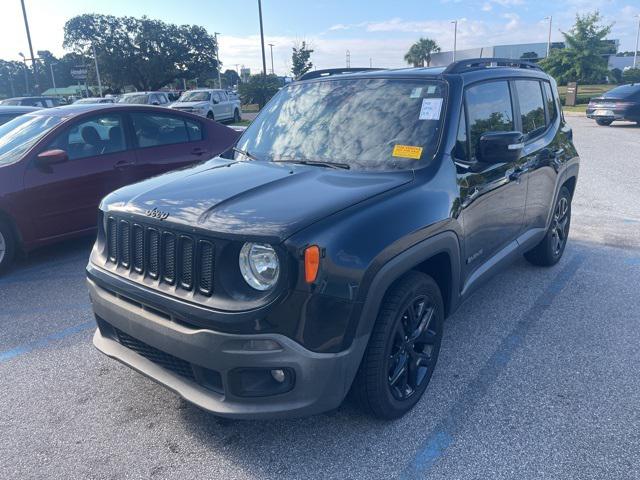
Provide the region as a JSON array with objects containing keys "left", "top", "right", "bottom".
[
  {"left": 0, "top": 106, "right": 41, "bottom": 125},
  {"left": 586, "top": 83, "right": 640, "bottom": 126},
  {"left": 170, "top": 89, "right": 242, "bottom": 122},
  {"left": 0, "top": 104, "right": 239, "bottom": 272},
  {"left": 87, "top": 59, "right": 579, "bottom": 420},
  {"left": 0, "top": 96, "right": 60, "bottom": 108},
  {"left": 73, "top": 97, "right": 115, "bottom": 105},
  {"left": 118, "top": 92, "right": 172, "bottom": 106}
]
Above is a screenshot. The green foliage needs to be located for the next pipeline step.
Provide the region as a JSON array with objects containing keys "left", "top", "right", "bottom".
[
  {"left": 63, "top": 14, "right": 219, "bottom": 91},
  {"left": 0, "top": 60, "right": 29, "bottom": 98},
  {"left": 222, "top": 69, "right": 240, "bottom": 89},
  {"left": 539, "top": 12, "right": 612, "bottom": 85},
  {"left": 291, "top": 41, "right": 313, "bottom": 78},
  {"left": 238, "top": 74, "right": 281, "bottom": 107},
  {"left": 404, "top": 38, "right": 441, "bottom": 67},
  {"left": 609, "top": 68, "right": 623, "bottom": 84},
  {"left": 622, "top": 68, "right": 640, "bottom": 84}
]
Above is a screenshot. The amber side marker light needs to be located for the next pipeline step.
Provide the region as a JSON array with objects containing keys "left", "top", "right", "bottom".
[{"left": 304, "top": 245, "right": 320, "bottom": 283}]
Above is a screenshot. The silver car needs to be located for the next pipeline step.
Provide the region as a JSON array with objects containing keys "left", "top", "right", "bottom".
[{"left": 170, "top": 89, "right": 242, "bottom": 122}]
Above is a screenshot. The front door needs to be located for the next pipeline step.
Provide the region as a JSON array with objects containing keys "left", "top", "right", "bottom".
[{"left": 455, "top": 80, "right": 528, "bottom": 283}]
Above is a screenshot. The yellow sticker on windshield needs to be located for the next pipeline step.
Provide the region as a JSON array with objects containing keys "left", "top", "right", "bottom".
[{"left": 392, "top": 144, "right": 423, "bottom": 160}]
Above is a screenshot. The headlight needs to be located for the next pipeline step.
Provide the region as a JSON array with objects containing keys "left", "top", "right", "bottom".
[{"left": 239, "top": 243, "right": 280, "bottom": 291}]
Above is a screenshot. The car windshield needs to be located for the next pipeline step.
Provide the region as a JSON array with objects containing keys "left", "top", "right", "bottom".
[
  {"left": 235, "top": 78, "right": 446, "bottom": 171},
  {"left": 0, "top": 99, "right": 20, "bottom": 106},
  {"left": 119, "top": 95, "right": 148, "bottom": 104},
  {"left": 180, "top": 91, "right": 211, "bottom": 102},
  {"left": 0, "top": 114, "right": 63, "bottom": 166}
]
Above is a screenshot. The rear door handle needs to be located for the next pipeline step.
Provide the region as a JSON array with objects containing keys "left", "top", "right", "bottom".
[
  {"left": 114, "top": 160, "right": 135, "bottom": 169},
  {"left": 191, "top": 148, "right": 208, "bottom": 156}
]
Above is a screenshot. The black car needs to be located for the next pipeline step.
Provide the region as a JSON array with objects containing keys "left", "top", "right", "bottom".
[
  {"left": 87, "top": 59, "right": 579, "bottom": 419},
  {"left": 586, "top": 83, "right": 640, "bottom": 126}
]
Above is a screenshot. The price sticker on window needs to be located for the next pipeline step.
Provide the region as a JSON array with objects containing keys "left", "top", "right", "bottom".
[
  {"left": 419, "top": 98, "right": 443, "bottom": 121},
  {"left": 392, "top": 144, "right": 423, "bottom": 160}
]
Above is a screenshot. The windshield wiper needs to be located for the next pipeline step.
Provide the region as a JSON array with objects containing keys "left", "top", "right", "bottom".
[
  {"left": 233, "top": 147, "right": 260, "bottom": 161},
  {"left": 272, "top": 159, "right": 350, "bottom": 170}
]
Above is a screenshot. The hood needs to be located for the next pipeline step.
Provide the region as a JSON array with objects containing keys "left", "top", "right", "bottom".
[
  {"left": 172, "top": 101, "right": 208, "bottom": 109},
  {"left": 102, "top": 158, "right": 413, "bottom": 242}
]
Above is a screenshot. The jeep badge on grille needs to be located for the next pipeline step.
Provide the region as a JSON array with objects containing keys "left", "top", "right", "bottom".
[{"left": 145, "top": 208, "right": 170, "bottom": 220}]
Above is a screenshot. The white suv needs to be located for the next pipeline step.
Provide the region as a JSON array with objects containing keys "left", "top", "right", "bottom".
[{"left": 170, "top": 89, "right": 242, "bottom": 123}]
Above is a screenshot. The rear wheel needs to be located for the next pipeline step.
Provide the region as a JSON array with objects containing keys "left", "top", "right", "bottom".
[
  {"left": 0, "top": 220, "right": 16, "bottom": 274},
  {"left": 524, "top": 186, "right": 571, "bottom": 267},
  {"left": 233, "top": 109, "right": 241, "bottom": 123},
  {"left": 352, "top": 271, "right": 444, "bottom": 419},
  {"left": 596, "top": 118, "right": 613, "bottom": 126}
]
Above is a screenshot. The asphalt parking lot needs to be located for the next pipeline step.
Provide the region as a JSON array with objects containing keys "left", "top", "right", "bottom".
[{"left": 1, "top": 116, "right": 639, "bottom": 480}]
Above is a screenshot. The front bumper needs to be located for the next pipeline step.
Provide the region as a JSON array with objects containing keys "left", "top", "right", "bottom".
[{"left": 88, "top": 278, "right": 367, "bottom": 419}]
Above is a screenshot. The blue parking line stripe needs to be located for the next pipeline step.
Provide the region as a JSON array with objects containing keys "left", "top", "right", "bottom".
[
  {"left": 0, "top": 321, "right": 95, "bottom": 363},
  {"left": 402, "top": 253, "right": 586, "bottom": 479}
]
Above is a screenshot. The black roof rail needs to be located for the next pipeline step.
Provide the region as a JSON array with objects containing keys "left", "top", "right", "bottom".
[
  {"left": 296, "top": 68, "right": 384, "bottom": 81},
  {"left": 443, "top": 58, "right": 542, "bottom": 74}
]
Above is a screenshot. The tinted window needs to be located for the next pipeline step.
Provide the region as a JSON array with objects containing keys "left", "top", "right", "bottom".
[
  {"left": 603, "top": 84, "right": 640, "bottom": 100},
  {"left": 515, "top": 80, "right": 545, "bottom": 137},
  {"left": 236, "top": 78, "right": 447, "bottom": 171},
  {"left": 542, "top": 82, "right": 557, "bottom": 124},
  {"left": 132, "top": 113, "right": 192, "bottom": 147},
  {"left": 47, "top": 115, "right": 126, "bottom": 160},
  {"left": 186, "top": 119, "right": 203, "bottom": 141},
  {"left": 466, "top": 81, "right": 514, "bottom": 159}
]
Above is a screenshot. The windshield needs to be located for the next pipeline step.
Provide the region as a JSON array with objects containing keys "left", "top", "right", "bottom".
[
  {"left": 180, "top": 91, "right": 211, "bottom": 102},
  {"left": 118, "top": 95, "right": 148, "bottom": 104},
  {"left": 0, "top": 114, "right": 63, "bottom": 166},
  {"left": 235, "top": 78, "right": 446, "bottom": 171}
]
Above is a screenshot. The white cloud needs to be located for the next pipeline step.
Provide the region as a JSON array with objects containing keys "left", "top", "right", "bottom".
[{"left": 482, "top": 3, "right": 493, "bottom": 12}]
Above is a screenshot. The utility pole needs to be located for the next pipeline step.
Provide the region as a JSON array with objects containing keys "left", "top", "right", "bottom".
[
  {"left": 19, "top": 53, "right": 29, "bottom": 94},
  {"left": 451, "top": 20, "right": 458, "bottom": 62},
  {"left": 49, "top": 62, "right": 57, "bottom": 97},
  {"left": 346, "top": 50, "right": 351, "bottom": 68},
  {"left": 268, "top": 43, "right": 275, "bottom": 74},
  {"left": 369, "top": 57, "right": 372, "bottom": 68},
  {"left": 214, "top": 32, "right": 223, "bottom": 88},
  {"left": 258, "top": 0, "right": 267, "bottom": 77},
  {"left": 544, "top": 16, "right": 553, "bottom": 58},
  {"left": 634, "top": 15, "right": 640, "bottom": 69},
  {"left": 20, "top": 0, "right": 38, "bottom": 92},
  {"left": 91, "top": 44, "right": 103, "bottom": 97}
]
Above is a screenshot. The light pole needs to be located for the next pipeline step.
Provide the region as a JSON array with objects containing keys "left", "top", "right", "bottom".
[
  {"left": 268, "top": 43, "right": 275, "bottom": 74},
  {"left": 451, "top": 20, "right": 458, "bottom": 62},
  {"left": 18, "top": 52, "right": 29, "bottom": 94},
  {"left": 634, "top": 15, "right": 640, "bottom": 69},
  {"left": 346, "top": 50, "right": 351, "bottom": 68},
  {"left": 20, "top": 0, "right": 37, "bottom": 92},
  {"left": 49, "top": 62, "right": 58, "bottom": 97},
  {"left": 544, "top": 16, "right": 553, "bottom": 58},
  {"left": 214, "top": 32, "right": 223, "bottom": 88},
  {"left": 91, "top": 44, "right": 103, "bottom": 97},
  {"left": 257, "top": 0, "right": 267, "bottom": 77}
]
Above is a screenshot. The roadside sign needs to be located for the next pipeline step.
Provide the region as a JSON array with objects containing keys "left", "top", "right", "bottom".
[
  {"left": 565, "top": 82, "right": 578, "bottom": 107},
  {"left": 71, "top": 66, "right": 88, "bottom": 80}
]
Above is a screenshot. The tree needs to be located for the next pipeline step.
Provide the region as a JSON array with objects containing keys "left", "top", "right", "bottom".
[
  {"left": 0, "top": 60, "right": 29, "bottom": 98},
  {"left": 622, "top": 68, "right": 640, "bottom": 84},
  {"left": 404, "top": 38, "right": 441, "bottom": 67},
  {"left": 539, "top": 11, "right": 612, "bottom": 85},
  {"left": 520, "top": 51, "right": 539, "bottom": 61},
  {"left": 63, "top": 14, "right": 220, "bottom": 91},
  {"left": 222, "top": 69, "right": 240, "bottom": 89},
  {"left": 609, "top": 68, "right": 623, "bottom": 84},
  {"left": 238, "top": 74, "right": 281, "bottom": 107},
  {"left": 291, "top": 41, "right": 313, "bottom": 78}
]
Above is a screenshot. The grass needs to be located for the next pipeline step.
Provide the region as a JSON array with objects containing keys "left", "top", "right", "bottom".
[
  {"left": 230, "top": 119, "right": 252, "bottom": 127},
  {"left": 557, "top": 84, "right": 611, "bottom": 107},
  {"left": 562, "top": 104, "right": 587, "bottom": 114}
]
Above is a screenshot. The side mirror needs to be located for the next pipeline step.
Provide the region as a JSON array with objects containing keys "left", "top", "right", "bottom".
[
  {"left": 477, "top": 131, "right": 524, "bottom": 164},
  {"left": 36, "top": 149, "right": 68, "bottom": 166}
]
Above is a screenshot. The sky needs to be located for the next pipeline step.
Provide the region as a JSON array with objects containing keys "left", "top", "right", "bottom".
[{"left": 1, "top": 0, "right": 638, "bottom": 77}]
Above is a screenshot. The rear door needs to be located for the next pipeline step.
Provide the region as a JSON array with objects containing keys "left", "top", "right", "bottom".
[
  {"left": 130, "top": 110, "right": 211, "bottom": 179},
  {"left": 22, "top": 113, "right": 135, "bottom": 240},
  {"left": 212, "top": 92, "right": 227, "bottom": 120}
]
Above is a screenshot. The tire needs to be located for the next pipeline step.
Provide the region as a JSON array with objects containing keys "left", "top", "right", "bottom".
[
  {"left": 233, "top": 109, "right": 241, "bottom": 123},
  {"left": 352, "top": 271, "right": 444, "bottom": 419},
  {"left": 206, "top": 111, "right": 214, "bottom": 121},
  {"left": 596, "top": 119, "right": 613, "bottom": 126},
  {"left": 524, "top": 186, "right": 572, "bottom": 267},
  {"left": 0, "top": 219, "right": 16, "bottom": 274}
]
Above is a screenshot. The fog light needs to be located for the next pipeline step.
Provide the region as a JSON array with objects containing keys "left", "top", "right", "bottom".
[{"left": 271, "top": 369, "right": 286, "bottom": 383}]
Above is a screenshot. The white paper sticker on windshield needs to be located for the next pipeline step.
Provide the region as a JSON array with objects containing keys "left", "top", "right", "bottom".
[
  {"left": 419, "top": 98, "right": 443, "bottom": 121},
  {"left": 410, "top": 87, "right": 423, "bottom": 98}
]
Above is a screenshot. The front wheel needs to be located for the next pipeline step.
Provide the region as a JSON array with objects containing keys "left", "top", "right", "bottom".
[
  {"left": 596, "top": 118, "right": 613, "bottom": 126},
  {"left": 0, "top": 220, "right": 16, "bottom": 274},
  {"left": 524, "top": 186, "right": 572, "bottom": 267},
  {"left": 352, "top": 271, "right": 444, "bottom": 419},
  {"left": 206, "top": 111, "right": 214, "bottom": 121},
  {"left": 233, "top": 109, "right": 241, "bottom": 123}
]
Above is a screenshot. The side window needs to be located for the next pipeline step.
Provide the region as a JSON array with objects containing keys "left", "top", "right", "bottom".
[
  {"left": 158, "top": 94, "right": 168, "bottom": 105},
  {"left": 466, "top": 81, "right": 514, "bottom": 160},
  {"left": 214, "top": 92, "right": 222, "bottom": 103},
  {"left": 542, "top": 81, "right": 558, "bottom": 125},
  {"left": 131, "top": 113, "right": 192, "bottom": 148},
  {"left": 186, "top": 119, "right": 203, "bottom": 141},
  {"left": 47, "top": 115, "right": 126, "bottom": 160},
  {"left": 45, "top": 99, "right": 54, "bottom": 108},
  {"left": 515, "top": 80, "right": 546, "bottom": 138},
  {"left": 453, "top": 107, "right": 468, "bottom": 162},
  {"left": 219, "top": 92, "right": 228, "bottom": 102}
]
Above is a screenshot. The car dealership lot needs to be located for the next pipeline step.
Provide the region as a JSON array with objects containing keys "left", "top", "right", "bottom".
[{"left": 1, "top": 117, "right": 639, "bottom": 480}]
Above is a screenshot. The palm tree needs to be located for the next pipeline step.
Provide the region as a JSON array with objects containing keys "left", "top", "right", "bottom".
[{"left": 404, "top": 38, "right": 441, "bottom": 67}]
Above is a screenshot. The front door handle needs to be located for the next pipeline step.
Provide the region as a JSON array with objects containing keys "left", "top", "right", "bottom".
[
  {"left": 191, "top": 148, "right": 208, "bottom": 156},
  {"left": 114, "top": 160, "right": 135, "bottom": 169}
]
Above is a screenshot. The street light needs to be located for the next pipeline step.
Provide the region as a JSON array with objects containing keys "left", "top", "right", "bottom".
[
  {"left": 20, "top": 0, "right": 37, "bottom": 91},
  {"left": 268, "top": 43, "right": 275, "bottom": 75},
  {"left": 544, "top": 16, "right": 553, "bottom": 58},
  {"left": 49, "top": 62, "right": 58, "bottom": 97},
  {"left": 451, "top": 20, "right": 458, "bottom": 63},
  {"left": 257, "top": 0, "right": 267, "bottom": 76},
  {"left": 18, "top": 52, "right": 29, "bottom": 94},
  {"left": 214, "top": 32, "right": 223, "bottom": 88},
  {"left": 634, "top": 15, "right": 640, "bottom": 69},
  {"left": 91, "top": 44, "right": 103, "bottom": 97}
]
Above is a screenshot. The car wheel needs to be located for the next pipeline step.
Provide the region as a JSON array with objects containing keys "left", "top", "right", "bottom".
[
  {"left": 0, "top": 219, "right": 16, "bottom": 274},
  {"left": 596, "top": 119, "right": 613, "bottom": 126},
  {"left": 524, "top": 186, "right": 572, "bottom": 267},
  {"left": 352, "top": 271, "right": 444, "bottom": 419},
  {"left": 206, "top": 112, "right": 214, "bottom": 121},
  {"left": 233, "top": 109, "right": 241, "bottom": 123}
]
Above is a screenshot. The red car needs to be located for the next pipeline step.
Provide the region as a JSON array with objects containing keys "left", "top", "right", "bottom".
[{"left": 0, "top": 104, "right": 239, "bottom": 272}]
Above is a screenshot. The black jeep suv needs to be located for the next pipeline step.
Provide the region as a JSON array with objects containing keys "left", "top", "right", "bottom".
[{"left": 87, "top": 59, "right": 579, "bottom": 419}]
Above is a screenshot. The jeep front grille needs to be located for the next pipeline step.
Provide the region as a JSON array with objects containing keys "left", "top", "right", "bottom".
[{"left": 105, "top": 216, "right": 215, "bottom": 296}]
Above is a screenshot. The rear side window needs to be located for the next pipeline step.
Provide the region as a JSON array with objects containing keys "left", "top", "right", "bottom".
[
  {"left": 132, "top": 113, "right": 199, "bottom": 148},
  {"left": 542, "top": 82, "right": 557, "bottom": 124},
  {"left": 47, "top": 114, "right": 126, "bottom": 160},
  {"left": 515, "top": 80, "right": 545, "bottom": 138},
  {"left": 466, "top": 81, "right": 514, "bottom": 160}
]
